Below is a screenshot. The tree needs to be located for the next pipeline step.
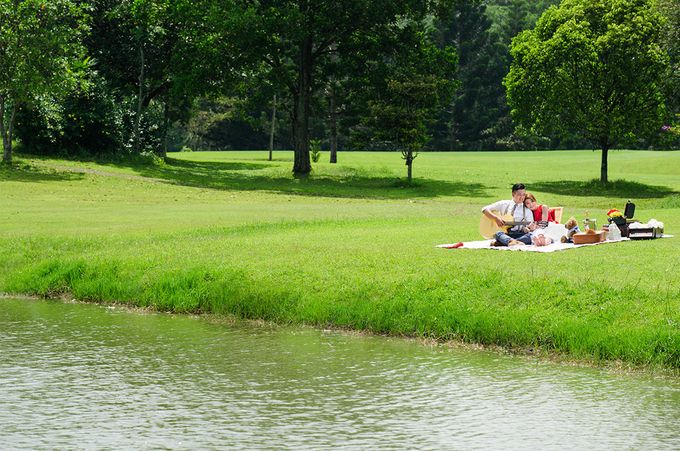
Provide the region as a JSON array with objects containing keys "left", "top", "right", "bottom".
[
  {"left": 469, "top": 0, "right": 560, "bottom": 150},
  {"left": 367, "top": 77, "right": 447, "bottom": 182},
  {"left": 87, "top": 0, "right": 178, "bottom": 156},
  {"left": 0, "top": 0, "right": 89, "bottom": 164},
  {"left": 505, "top": 0, "right": 669, "bottom": 183},
  {"left": 361, "top": 27, "right": 457, "bottom": 182},
  {"left": 84, "top": 0, "right": 212, "bottom": 157},
  {"left": 657, "top": 0, "right": 679, "bottom": 146},
  {"left": 434, "top": 0, "right": 499, "bottom": 150},
  {"left": 12, "top": 0, "right": 201, "bottom": 158},
  {"left": 225, "top": 0, "right": 448, "bottom": 176}
]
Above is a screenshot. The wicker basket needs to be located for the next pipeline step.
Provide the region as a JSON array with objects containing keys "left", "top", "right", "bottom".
[{"left": 572, "top": 230, "right": 606, "bottom": 244}]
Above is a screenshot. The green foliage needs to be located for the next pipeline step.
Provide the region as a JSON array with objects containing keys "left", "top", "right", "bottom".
[
  {"left": 9, "top": 0, "right": 207, "bottom": 158},
  {"left": 84, "top": 0, "right": 196, "bottom": 155},
  {"left": 505, "top": 0, "right": 670, "bottom": 181},
  {"left": 15, "top": 73, "right": 125, "bottom": 156},
  {"left": 657, "top": 0, "right": 679, "bottom": 100},
  {"left": 656, "top": 0, "right": 680, "bottom": 148},
  {"left": 167, "top": 97, "right": 277, "bottom": 151},
  {"left": 367, "top": 77, "right": 442, "bottom": 151},
  {"left": 434, "top": 0, "right": 505, "bottom": 150},
  {"left": 6, "top": 0, "right": 678, "bottom": 159},
  {"left": 0, "top": 0, "right": 90, "bottom": 163}
]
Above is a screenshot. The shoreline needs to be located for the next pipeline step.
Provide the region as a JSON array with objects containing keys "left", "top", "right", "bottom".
[{"left": 3, "top": 292, "right": 677, "bottom": 378}]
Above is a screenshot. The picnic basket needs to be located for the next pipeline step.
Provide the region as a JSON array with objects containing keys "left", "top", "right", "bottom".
[{"left": 572, "top": 230, "right": 606, "bottom": 244}]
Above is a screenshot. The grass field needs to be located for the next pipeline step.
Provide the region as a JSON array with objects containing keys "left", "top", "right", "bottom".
[{"left": 2, "top": 149, "right": 679, "bottom": 368}]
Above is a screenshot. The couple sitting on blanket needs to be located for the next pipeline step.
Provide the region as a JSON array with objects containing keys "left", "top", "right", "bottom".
[{"left": 482, "top": 183, "right": 557, "bottom": 247}]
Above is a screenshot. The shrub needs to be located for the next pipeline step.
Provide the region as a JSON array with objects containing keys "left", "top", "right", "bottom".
[{"left": 310, "top": 138, "right": 321, "bottom": 163}]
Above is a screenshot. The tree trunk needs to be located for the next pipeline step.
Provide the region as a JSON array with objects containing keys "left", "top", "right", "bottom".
[
  {"left": 292, "top": 36, "right": 312, "bottom": 176},
  {"left": 269, "top": 93, "right": 277, "bottom": 161},
  {"left": 406, "top": 150, "right": 413, "bottom": 183},
  {"left": 448, "top": 116, "right": 455, "bottom": 151},
  {"left": 329, "top": 88, "right": 338, "bottom": 164},
  {"left": 0, "top": 96, "right": 15, "bottom": 165},
  {"left": 133, "top": 45, "right": 145, "bottom": 154},
  {"left": 600, "top": 144, "right": 609, "bottom": 184},
  {"left": 160, "top": 97, "right": 169, "bottom": 159}
]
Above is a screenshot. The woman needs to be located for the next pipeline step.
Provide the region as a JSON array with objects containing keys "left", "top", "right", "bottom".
[
  {"left": 524, "top": 192, "right": 556, "bottom": 223},
  {"left": 524, "top": 193, "right": 562, "bottom": 246}
]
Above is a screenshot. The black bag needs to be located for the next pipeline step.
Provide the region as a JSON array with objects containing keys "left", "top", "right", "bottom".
[{"left": 624, "top": 200, "right": 635, "bottom": 219}]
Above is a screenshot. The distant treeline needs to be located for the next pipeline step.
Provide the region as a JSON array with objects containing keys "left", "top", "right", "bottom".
[{"left": 6, "top": 0, "right": 679, "bottom": 165}]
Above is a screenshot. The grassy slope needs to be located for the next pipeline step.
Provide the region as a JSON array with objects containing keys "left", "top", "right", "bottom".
[{"left": 1, "top": 150, "right": 679, "bottom": 367}]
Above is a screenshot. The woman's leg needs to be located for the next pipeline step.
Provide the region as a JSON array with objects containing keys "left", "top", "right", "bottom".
[{"left": 516, "top": 232, "right": 533, "bottom": 245}]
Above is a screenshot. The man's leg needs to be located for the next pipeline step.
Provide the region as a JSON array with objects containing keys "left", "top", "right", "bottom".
[
  {"left": 494, "top": 231, "right": 514, "bottom": 246},
  {"left": 502, "top": 230, "right": 529, "bottom": 246}
]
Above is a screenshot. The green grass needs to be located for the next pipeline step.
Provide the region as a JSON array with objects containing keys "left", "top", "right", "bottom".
[{"left": 2, "top": 149, "right": 680, "bottom": 368}]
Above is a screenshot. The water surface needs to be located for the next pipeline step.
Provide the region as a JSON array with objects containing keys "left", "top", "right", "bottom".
[{"left": 1, "top": 298, "right": 679, "bottom": 449}]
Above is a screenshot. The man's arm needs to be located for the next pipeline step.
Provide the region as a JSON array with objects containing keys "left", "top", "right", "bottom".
[{"left": 482, "top": 207, "right": 505, "bottom": 227}]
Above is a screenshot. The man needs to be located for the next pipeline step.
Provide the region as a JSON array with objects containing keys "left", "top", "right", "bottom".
[{"left": 481, "top": 183, "right": 536, "bottom": 246}]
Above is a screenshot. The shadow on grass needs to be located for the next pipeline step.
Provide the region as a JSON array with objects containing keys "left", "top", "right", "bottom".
[
  {"left": 0, "top": 163, "right": 85, "bottom": 183},
  {"left": 136, "top": 157, "right": 490, "bottom": 199},
  {"left": 532, "top": 179, "right": 677, "bottom": 199},
  {"left": 158, "top": 158, "right": 271, "bottom": 172},
  {"left": 12, "top": 152, "right": 488, "bottom": 199}
]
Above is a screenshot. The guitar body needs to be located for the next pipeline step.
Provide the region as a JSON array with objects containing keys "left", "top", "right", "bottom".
[{"left": 479, "top": 212, "right": 522, "bottom": 239}]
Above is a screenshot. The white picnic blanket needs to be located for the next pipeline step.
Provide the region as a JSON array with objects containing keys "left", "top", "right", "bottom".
[{"left": 437, "top": 235, "right": 672, "bottom": 253}]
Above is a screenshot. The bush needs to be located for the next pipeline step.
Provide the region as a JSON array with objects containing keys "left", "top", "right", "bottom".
[
  {"left": 310, "top": 138, "right": 321, "bottom": 162},
  {"left": 15, "top": 74, "right": 125, "bottom": 156}
]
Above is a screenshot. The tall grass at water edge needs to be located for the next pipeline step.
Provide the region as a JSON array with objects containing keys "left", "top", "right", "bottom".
[{"left": 1, "top": 150, "right": 679, "bottom": 369}]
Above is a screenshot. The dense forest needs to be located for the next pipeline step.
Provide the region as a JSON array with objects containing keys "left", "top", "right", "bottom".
[{"left": 2, "top": 0, "right": 678, "bottom": 171}]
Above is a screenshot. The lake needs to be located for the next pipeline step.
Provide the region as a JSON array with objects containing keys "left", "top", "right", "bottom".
[{"left": 1, "top": 298, "right": 679, "bottom": 449}]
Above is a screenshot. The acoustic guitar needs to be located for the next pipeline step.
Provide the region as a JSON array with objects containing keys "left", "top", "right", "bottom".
[{"left": 479, "top": 212, "right": 532, "bottom": 239}]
